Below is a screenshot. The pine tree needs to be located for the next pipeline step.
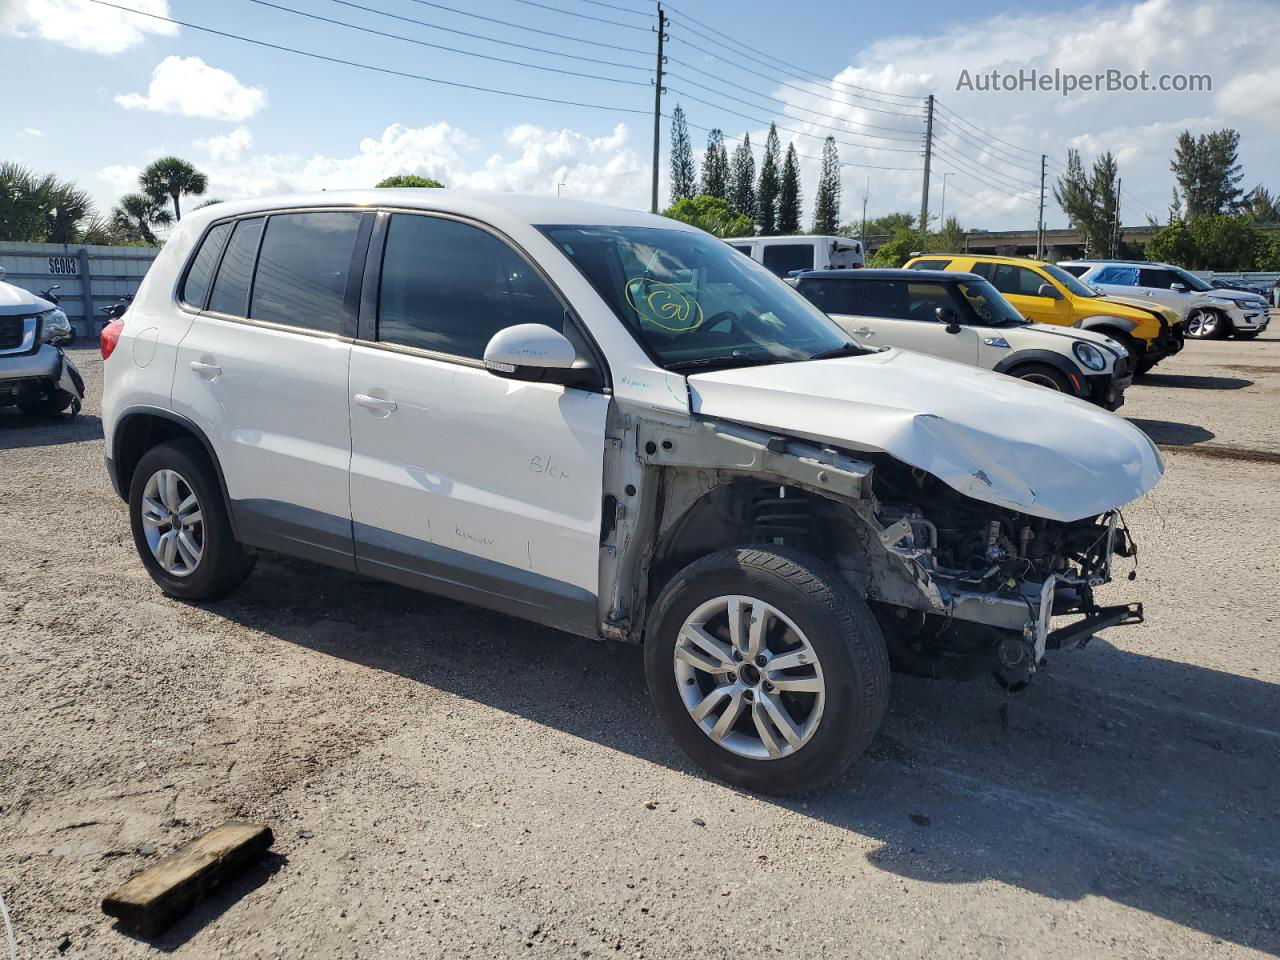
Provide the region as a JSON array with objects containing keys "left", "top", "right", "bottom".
[
  {"left": 1171, "top": 128, "right": 1245, "bottom": 216},
  {"left": 668, "top": 105, "right": 695, "bottom": 205},
  {"left": 756, "top": 123, "right": 780, "bottom": 235},
  {"left": 728, "top": 133, "right": 756, "bottom": 221},
  {"left": 778, "top": 143, "right": 802, "bottom": 234},
  {"left": 699, "top": 129, "right": 729, "bottom": 199},
  {"left": 811, "top": 136, "right": 841, "bottom": 234},
  {"left": 1090, "top": 151, "right": 1120, "bottom": 257}
]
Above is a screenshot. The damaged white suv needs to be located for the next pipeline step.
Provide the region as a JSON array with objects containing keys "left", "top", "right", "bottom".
[{"left": 102, "top": 193, "right": 1163, "bottom": 794}]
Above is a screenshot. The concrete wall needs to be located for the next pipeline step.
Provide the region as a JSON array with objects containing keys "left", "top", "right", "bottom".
[{"left": 0, "top": 241, "right": 160, "bottom": 338}]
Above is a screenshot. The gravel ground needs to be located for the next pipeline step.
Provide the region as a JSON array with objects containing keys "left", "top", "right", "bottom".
[{"left": 2, "top": 329, "right": 1278, "bottom": 959}]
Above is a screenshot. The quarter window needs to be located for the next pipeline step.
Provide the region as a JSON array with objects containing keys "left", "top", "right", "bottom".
[
  {"left": 377, "top": 213, "right": 565, "bottom": 359},
  {"left": 249, "top": 211, "right": 364, "bottom": 333},
  {"left": 181, "top": 221, "right": 232, "bottom": 309},
  {"left": 796, "top": 278, "right": 864, "bottom": 315},
  {"left": 908, "top": 259, "right": 950, "bottom": 271},
  {"left": 761, "top": 243, "right": 815, "bottom": 277},
  {"left": 207, "top": 217, "right": 264, "bottom": 317}
]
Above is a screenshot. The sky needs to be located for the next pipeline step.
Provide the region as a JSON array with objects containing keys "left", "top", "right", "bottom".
[{"left": 1, "top": 0, "right": 1278, "bottom": 233}]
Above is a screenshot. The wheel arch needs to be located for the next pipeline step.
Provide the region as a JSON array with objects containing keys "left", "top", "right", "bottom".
[
  {"left": 992, "top": 349, "right": 1085, "bottom": 388},
  {"left": 110, "top": 406, "right": 237, "bottom": 537}
]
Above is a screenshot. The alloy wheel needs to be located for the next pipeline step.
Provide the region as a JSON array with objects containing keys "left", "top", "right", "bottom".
[
  {"left": 139, "top": 468, "right": 204, "bottom": 577},
  {"left": 673, "top": 595, "right": 826, "bottom": 760},
  {"left": 1186, "top": 309, "right": 1218, "bottom": 338}
]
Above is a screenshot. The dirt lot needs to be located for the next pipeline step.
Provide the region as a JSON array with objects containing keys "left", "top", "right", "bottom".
[{"left": 2, "top": 329, "right": 1279, "bottom": 959}]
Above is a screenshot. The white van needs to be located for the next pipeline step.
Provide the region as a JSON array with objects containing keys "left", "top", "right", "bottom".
[{"left": 725, "top": 235, "right": 864, "bottom": 277}]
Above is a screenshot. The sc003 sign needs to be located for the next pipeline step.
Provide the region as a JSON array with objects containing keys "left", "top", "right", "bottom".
[{"left": 48, "top": 256, "right": 79, "bottom": 275}]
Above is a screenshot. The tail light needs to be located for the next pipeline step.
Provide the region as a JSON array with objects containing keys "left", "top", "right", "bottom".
[{"left": 100, "top": 319, "right": 124, "bottom": 360}]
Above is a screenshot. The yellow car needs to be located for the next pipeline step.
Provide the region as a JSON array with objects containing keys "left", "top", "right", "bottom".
[{"left": 904, "top": 254, "right": 1184, "bottom": 372}]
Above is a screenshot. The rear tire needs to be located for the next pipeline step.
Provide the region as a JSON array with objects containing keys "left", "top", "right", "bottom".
[
  {"left": 644, "top": 547, "right": 890, "bottom": 795},
  {"left": 128, "top": 440, "right": 255, "bottom": 601},
  {"left": 1010, "top": 363, "right": 1073, "bottom": 394}
]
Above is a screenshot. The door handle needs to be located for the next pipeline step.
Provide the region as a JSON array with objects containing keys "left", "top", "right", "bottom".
[
  {"left": 851, "top": 327, "right": 874, "bottom": 337},
  {"left": 353, "top": 392, "right": 398, "bottom": 414},
  {"left": 189, "top": 360, "right": 221, "bottom": 378}
]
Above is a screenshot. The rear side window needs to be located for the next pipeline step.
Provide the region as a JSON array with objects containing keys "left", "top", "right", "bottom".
[
  {"left": 761, "top": 243, "right": 814, "bottom": 277},
  {"left": 377, "top": 213, "right": 565, "bottom": 359},
  {"left": 729, "top": 244, "right": 752, "bottom": 256},
  {"left": 250, "top": 211, "right": 364, "bottom": 333},
  {"left": 207, "top": 217, "right": 264, "bottom": 317},
  {"left": 908, "top": 259, "right": 950, "bottom": 270},
  {"left": 181, "top": 221, "right": 232, "bottom": 309},
  {"left": 796, "top": 278, "right": 864, "bottom": 315},
  {"left": 1093, "top": 266, "right": 1139, "bottom": 286},
  {"left": 988, "top": 264, "right": 1049, "bottom": 297}
]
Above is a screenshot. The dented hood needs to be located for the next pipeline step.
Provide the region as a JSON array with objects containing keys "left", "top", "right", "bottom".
[{"left": 687, "top": 349, "right": 1163, "bottom": 522}]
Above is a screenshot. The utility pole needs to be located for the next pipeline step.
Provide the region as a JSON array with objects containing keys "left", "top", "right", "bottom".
[
  {"left": 918, "top": 94, "right": 934, "bottom": 249},
  {"left": 1113, "top": 177, "right": 1122, "bottom": 257},
  {"left": 860, "top": 177, "right": 869, "bottom": 256},
  {"left": 649, "top": 4, "right": 667, "bottom": 214},
  {"left": 1036, "top": 154, "right": 1046, "bottom": 260}
]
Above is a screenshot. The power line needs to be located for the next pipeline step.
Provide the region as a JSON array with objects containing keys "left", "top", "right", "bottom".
[
  {"left": 666, "top": 54, "right": 922, "bottom": 124},
  {"left": 664, "top": 70, "right": 923, "bottom": 139},
  {"left": 932, "top": 100, "right": 1046, "bottom": 160},
  {"left": 504, "top": 0, "right": 652, "bottom": 30},
  {"left": 572, "top": 0, "right": 653, "bottom": 13},
  {"left": 668, "top": 87, "right": 926, "bottom": 153},
  {"left": 247, "top": 0, "right": 649, "bottom": 85},
  {"left": 930, "top": 138, "right": 1042, "bottom": 190},
  {"left": 86, "top": 0, "right": 653, "bottom": 114},
  {"left": 320, "top": 0, "right": 651, "bottom": 70},
  {"left": 666, "top": 37, "right": 924, "bottom": 118},
  {"left": 662, "top": 2, "right": 919, "bottom": 103},
  {"left": 929, "top": 117, "right": 1042, "bottom": 174},
  {"left": 930, "top": 144, "right": 1040, "bottom": 200},
  {"left": 680, "top": 115, "right": 922, "bottom": 173},
  {"left": 401, "top": 0, "right": 650, "bottom": 55}
]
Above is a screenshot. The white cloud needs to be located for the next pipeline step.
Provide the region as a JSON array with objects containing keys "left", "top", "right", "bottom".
[
  {"left": 1217, "top": 66, "right": 1280, "bottom": 120},
  {"left": 195, "top": 127, "right": 253, "bottom": 163},
  {"left": 116, "top": 56, "right": 266, "bottom": 122},
  {"left": 97, "top": 164, "right": 141, "bottom": 197},
  {"left": 0, "top": 0, "right": 176, "bottom": 55},
  {"left": 17, "top": 127, "right": 45, "bottom": 138},
  {"left": 138, "top": 121, "right": 649, "bottom": 212}
]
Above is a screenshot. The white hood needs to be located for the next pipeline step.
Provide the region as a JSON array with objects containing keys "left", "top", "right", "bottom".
[
  {"left": 688, "top": 349, "right": 1163, "bottom": 522},
  {"left": 0, "top": 281, "right": 52, "bottom": 317}
]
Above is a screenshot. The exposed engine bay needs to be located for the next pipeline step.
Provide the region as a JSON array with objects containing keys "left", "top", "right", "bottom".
[{"left": 609, "top": 415, "right": 1146, "bottom": 692}]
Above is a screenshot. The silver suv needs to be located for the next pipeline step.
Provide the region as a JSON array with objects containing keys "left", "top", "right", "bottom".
[{"left": 1059, "top": 260, "right": 1270, "bottom": 340}]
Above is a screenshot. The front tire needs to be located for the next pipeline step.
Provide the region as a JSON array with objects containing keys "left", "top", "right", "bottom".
[
  {"left": 1011, "top": 363, "right": 1073, "bottom": 394},
  {"left": 18, "top": 391, "right": 74, "bottom": 417},
  {"left": 644, "top": 547, "right": 890, "bottom": 795},
  {"left": 1185, "top": 308, "right": 1225, "bottom": 340},
  {"left": 128, "top": 440, "right": 255, "bottom": 601}
]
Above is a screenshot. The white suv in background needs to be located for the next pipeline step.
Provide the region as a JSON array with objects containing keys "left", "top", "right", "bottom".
[
  {"left": 725, "top": 234, "right": 864, "bottom": 277},
  {"left": 101, "top": 192, "right": 1160, "bottom": 794},
  {"left": 1059, "top": 260, "right": 1269, "bottom": 340}
]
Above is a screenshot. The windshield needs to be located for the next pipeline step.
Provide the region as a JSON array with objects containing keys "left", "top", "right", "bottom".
[
  {"left": 1042, "top": 263, "right": 1100, "bottom": 298},
  {"left": 1172, "top": 267, "right": 1213, "bottom": 292},
  {"left": 540, "top": 224, "right": 855, "bottom": 370},
  {"left": 956, "top": 279, "right": 1027, "bottom": 326}
]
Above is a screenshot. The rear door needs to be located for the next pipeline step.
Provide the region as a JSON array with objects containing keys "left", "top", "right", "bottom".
[
  {"left": 978, "top": 262, "right": 1073, "bottom": 326},
  {"left": 171, "top": 209, "right": 371, "bottom": 567},
  {"left": 760, "top": 241, "right": 816, "bottom": 278},
  {"left": 346, "top": 210, "right": 609, "bottom": 634},
  {"left": 1137, "top": 267, "right": 1198, "bottom": 317}
]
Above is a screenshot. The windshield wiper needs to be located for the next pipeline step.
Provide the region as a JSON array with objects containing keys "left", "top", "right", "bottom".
[
  {"left": 808, "top": 341, "right": 870, "bottom": 360},
  {"left": 664, "top": 354, "right": 786, "bottom": 372}
]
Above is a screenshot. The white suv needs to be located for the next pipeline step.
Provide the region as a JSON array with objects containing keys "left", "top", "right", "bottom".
[
  {"left": 102, "top": 192, "right": 1162, "bottom": 793},
  {"left": 1059, "top": 259, "right": 1270, "bottom": 340}
]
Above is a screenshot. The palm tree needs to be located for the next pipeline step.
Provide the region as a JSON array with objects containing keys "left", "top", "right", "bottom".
[
  {"left": 112, "top": 193, "right": 173, "bottom": 245},
  {"left": 140, "top": 156, "right": 208, "bottom": 222},
  {"left": 0, "top": 161, "right": 95, "bottom": 242}
]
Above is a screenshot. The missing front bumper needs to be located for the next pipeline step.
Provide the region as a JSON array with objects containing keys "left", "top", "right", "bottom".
[{"left": 1045, "top": 602, "right": 1144, "bottom": 651}]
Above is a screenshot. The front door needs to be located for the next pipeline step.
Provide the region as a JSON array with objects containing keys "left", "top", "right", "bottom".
[
  {"left": 347, "top": 211, "right": 609, "bottom": 635},
  {"left": 850, "top": 277, "right": 978, "bottom": 364},
  {"left": 981, "top": 263, "right": 1074, "bottom": 327}
]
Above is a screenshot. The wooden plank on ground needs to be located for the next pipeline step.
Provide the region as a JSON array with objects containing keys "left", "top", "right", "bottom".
[{"left": 101, "top": 822, "right": 274, "bottom": 936}]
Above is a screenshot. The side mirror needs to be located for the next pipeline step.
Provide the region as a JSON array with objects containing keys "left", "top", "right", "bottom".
[
  {"left": 483, "top": 323, "right": 593, "bottom": 386},
  {"left": 1170, "top": 282, "right": 1186, "bottom": 293},
  {"left": 935, "top": 306, "right": 962, "bottom": 334},
  {"left": 1036, "top": 283, "right": 1063, "bottom": 300}
]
